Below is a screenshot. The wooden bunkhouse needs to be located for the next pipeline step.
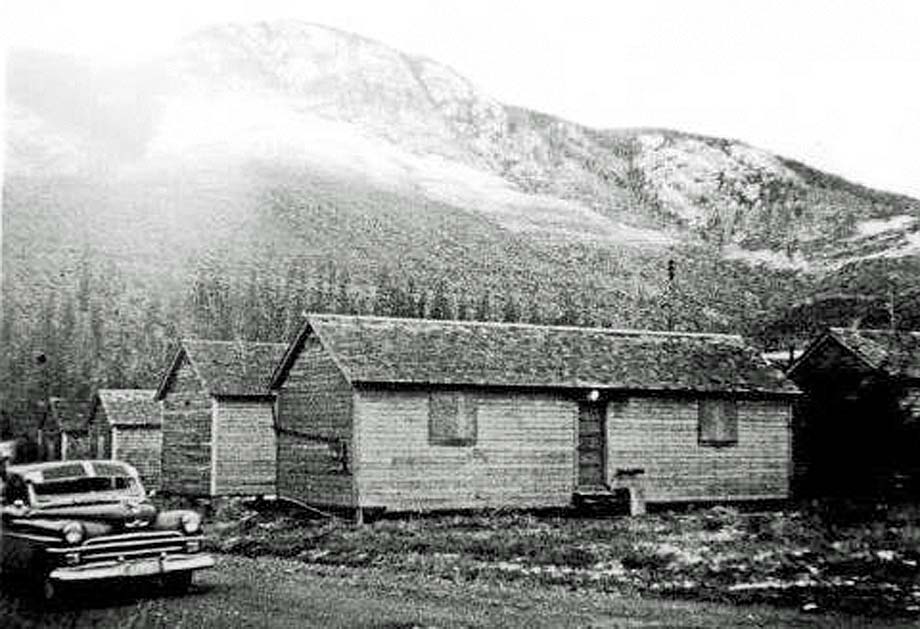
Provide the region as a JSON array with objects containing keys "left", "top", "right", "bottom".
[
  {"left": 787, "top": 327, "right": 920, "bottom": 498},
  {"left": 271, "top": 314, "right": 800, "bottom": 516},
  {"left": 87, "top": 389, "right": 162, "bottom": 488},
  {"left": 156, "top": 339, "right": 286, "bottom": 497}
]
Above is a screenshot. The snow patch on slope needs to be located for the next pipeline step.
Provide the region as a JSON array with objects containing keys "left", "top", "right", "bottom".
[
  {"left": 722, "top": 245, "right": 811, "bottom": 270},
  {"left": 854, "top": 215, "right": 916, "bottom": 237}
]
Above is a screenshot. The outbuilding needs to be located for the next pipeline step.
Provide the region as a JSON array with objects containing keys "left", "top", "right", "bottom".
[
  {"left": 156, "top": 339, "right": 286, "bottom": 497},
  {"left": 57, "top": 399, "right": 92, "bottom": 461},
  {"left": 42, "top": 398, "right": 91, "bottom": 461},
  {"left": 271, "top": 314, "right": 799, "bottom": 516},
  {"left": 87, "top": 389, "right": 162, "bottom": 488},
  {"left": 787, "top": 327, "right": 920, "bottom": 498}
]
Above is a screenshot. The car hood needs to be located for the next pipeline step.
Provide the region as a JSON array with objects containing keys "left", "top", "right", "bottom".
[
  {"left": 28, "top": 500, "right": 158, "bottom": 525},
  {"left": 6, "top": 500, "right": 160, "bottom": 537}
]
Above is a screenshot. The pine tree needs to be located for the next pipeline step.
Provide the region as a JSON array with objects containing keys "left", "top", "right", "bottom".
[
  {"left": 415, "top": 290, "right": 428, "bottom": 319},
  {"left": 336, "top": 269, "right": 355, "bottom": 314},
  {"left": 501, "top": 294, "right": 521, "bottom": 323},
  {"left": 474, "top": 291, "right": 492, "bottom": 322},
  {"left": 555, "top": 290, "right": 580, "bottom": 326},
  {"left": 372, "top": 267, "right": 394, "bottom": 316},
  {"left": 456, "top": 294, "right": 470, "bottom": 321},
  {"left": 524, "top": 291, "right": 542, "bottom": 324},
  {"left": 429, "top": 281, "right": 452, "bottom": 320}
]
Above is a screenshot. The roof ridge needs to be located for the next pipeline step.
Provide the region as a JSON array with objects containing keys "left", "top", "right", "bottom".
[
  {"left": 830, "top": 327, "right": 920, "bottom": 336},
  {"left": 182, "top": 338, "right": 286, "bottom": 347},
  {"left": 306, "top": 313, "right": 743, "bottom": 341},
  {"left": 826, "top": 328, "right": 885, "bottom": 372}
]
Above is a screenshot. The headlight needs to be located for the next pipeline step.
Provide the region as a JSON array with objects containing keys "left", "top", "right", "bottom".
[
  {"left": 63, "top": 522, "right": 84, "bottom": 545},
  {"left": 180, "top": 512, "right": 201, "bottom": 535}
]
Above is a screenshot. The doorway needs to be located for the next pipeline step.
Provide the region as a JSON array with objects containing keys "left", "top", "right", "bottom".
[{"left": 577, "top": 401, "right": 606, "bottom": 488}]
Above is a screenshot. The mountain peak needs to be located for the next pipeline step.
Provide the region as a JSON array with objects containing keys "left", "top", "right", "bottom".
[{"left": 171, "top": 20, "right": 500, "bottom": 148}]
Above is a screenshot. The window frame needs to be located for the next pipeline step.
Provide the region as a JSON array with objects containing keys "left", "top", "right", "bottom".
[
  {"left": 428, "top": 392, "right": 478, "bottom": 447},
  {"left": 698, "top": 398, "right": 739, "bottom": 447}
]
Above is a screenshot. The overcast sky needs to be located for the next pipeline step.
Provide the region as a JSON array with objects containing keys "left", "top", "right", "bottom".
[{"left": 3, "top": 0, "right": 919, "bottom": 198}]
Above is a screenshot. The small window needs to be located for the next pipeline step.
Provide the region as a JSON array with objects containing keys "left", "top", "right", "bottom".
[
  {"left": 428, "top": 393, "right": 477, "bottom": 446},
  {"left": 292, "top": 437, "right": 350, "bottom": 475},
  {"left": 699, "top": 399, "right": 738, "bottom": 446}
]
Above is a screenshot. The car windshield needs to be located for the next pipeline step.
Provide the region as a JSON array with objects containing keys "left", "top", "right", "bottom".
[{"left": 32, "top": 475, "right": 144, "bottom": 503}]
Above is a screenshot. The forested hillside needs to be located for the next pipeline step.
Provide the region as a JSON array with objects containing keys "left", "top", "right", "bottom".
[{"left": 3, "top": 21, "right": 919, "bottom": 431}]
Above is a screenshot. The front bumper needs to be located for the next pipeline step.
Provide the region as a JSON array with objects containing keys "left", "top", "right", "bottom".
[{"left": 49, "top": 552, "right": 215, "bottom": 582}]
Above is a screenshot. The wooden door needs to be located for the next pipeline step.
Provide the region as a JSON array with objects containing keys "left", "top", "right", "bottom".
[{"left": 578, "top": 402, "right": 606, "bottom": 488}]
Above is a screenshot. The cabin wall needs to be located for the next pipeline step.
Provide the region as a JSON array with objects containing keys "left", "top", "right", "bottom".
[
  {"left": 61, "top": 432, "right": 91, "bottom": 460},
  {"left": 791, "top": 340, "right": 915, "bottom": 498},
  {"left": 275, "top": 335, "right": 355, "bottom": 508},
  {"left": 161, "top": 356, "right": 212, "bottom": 496},
  {"left": 213, "top": 398, "right": 276, "bottom": 496},
  {"left": 88, "top": 407, "right": 112, "bottom": 458},
  {"left": 41, "top": 430, "right": 62, "bottom": 461},
  {"left": 354, "top": 387, "right": 576, "bottom": 511},
  {"left": 112, "top": 426, "right": 162, "bottom": 490},
  {"left": 605, "top": 395, "right": 791, "bottom": 502}
]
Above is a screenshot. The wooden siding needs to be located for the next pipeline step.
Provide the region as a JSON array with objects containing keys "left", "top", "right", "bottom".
[
  {"left": 161, "top": 355, "right": 212, "bottom": 495},
  {"left": 88, "top": 406, "right": 111, "bottom": 458},
  {"left": 61, "top": 433, "right": 91, "bottom": 460},
  {"left": 214, "top": 399, "right": 276, "bottom": 496},
  {"left": 113, "top": 426, "right": 162, "bottom": 490},
  {"left": 605, "top": 396, "right": 791, "bottom": 502},
  {"left": 354, "top": 387, "right": 576, "bottom": 511},
  {"left": 276, "top": 335, "right": 356, "bottom": 507}
]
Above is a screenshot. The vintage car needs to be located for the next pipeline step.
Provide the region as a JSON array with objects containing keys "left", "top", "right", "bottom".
[{"left": 1, "top": 459, "right": 214, "bottom": 600}]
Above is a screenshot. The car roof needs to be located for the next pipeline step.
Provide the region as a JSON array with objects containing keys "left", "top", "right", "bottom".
[{"left": 8, "top": 460, "right": 139, "bottom": 483}]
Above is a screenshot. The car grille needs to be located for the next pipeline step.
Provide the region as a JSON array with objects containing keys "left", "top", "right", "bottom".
[{"left": 77, "top": 531, "right": 191, "bottom": 562}]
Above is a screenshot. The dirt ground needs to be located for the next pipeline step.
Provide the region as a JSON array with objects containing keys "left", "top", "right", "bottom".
[
  {"left": 205, "top": 500, "right": 920, "bottom": 619},
  {"left": 3, "top": 554, "right": 917, "bottom": 629}
]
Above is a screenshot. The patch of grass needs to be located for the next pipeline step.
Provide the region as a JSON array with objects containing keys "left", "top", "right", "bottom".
[{"left": 206, "top": 503, "right": 920, "bottom": 618}]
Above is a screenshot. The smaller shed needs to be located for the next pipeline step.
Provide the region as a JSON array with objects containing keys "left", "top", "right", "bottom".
[
  {"left": 156, "top": 339, "right": 286, "bottom": 497},
  {"left": 41, "top": 399, "right": 91, "bottom": 461},
  {"left": 87, "top": 389, "right": 162, "bottom": 489},
  {"left": 788, "top": 327, "right": 920, "bottom": 498},
  {"left": 55, "top": 399, "right": 92, "bottom": 461}
]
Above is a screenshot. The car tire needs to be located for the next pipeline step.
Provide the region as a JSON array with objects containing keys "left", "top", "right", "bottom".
[
  {"left": 40, "top": 578, "right": 59, "bottom": 606},
  {"left": 164, "top": 572, "right": 193, "bottom": 594}
]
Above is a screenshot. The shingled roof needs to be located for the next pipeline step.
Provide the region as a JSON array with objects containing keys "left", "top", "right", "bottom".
[
  {"left": 273, "top": 314, "right": 799, "bottom": 396},
  {"left": 94, "top": 389, "right": 160, "bottom": 427},
  {"left": 49, "top": 398, "right": 92, "bottom": 433},
  {"left": 157, "top": 339, "right": 287, "bottom": 399},
  {"left": 793, "top": 327, "right": 920, "bottom": 380}
]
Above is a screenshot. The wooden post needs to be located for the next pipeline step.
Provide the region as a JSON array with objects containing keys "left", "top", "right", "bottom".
[
  {"left": 629, "top": 485, "right": 646, "bottom": 516},
  {"left": 355, "top": 507, "right": 364, "bottom": 526},
  {"left": 889, "top": 282, "right": 897, "bottom": 331},
  {"left": 666, "top": 259, "right": 676, "bottom": 331}
]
